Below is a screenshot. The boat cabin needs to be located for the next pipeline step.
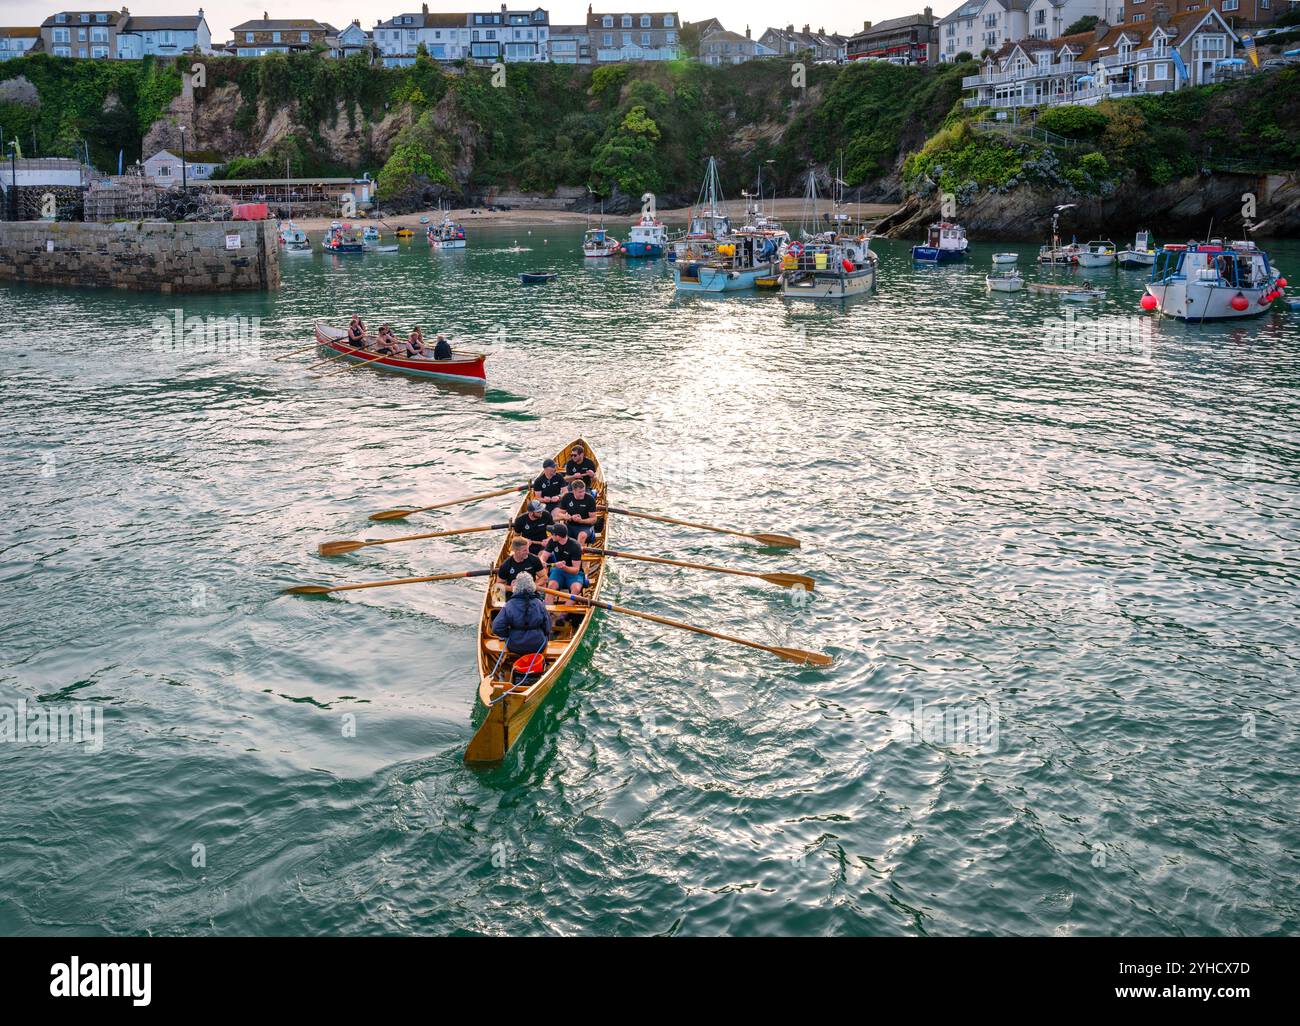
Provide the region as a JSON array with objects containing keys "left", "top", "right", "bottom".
[
  {"left": 926, "top": 221, "right": 968, "bottom": 252},
  {"left": 1154, "top": 240, "right": 1273, "bottom": 289}
]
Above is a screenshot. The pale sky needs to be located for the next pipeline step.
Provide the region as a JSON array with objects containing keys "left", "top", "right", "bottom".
[{"left": 2, "top": 1, "right": 929, "bottom": 40}]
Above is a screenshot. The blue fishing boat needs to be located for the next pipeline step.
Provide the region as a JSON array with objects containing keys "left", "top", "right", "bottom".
[
  {"left": 912, "top": 221, "right": 969, "bottom": 263},
  {"left": 322, "top": 221, "right": 364, "bottom": 254},
  {"left": 624, "top": 211, "right": 668, "bottom": 258},
  {"left": 673, "top": 157, "right": 780, "bottom": 292}
]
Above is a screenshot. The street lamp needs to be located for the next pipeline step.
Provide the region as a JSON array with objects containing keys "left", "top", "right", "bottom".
[
  {"left": 179, "top": 124, "right": 187, "bottom": 192},
  {"left": 8, "top": 140, "right": 16, "bottom": 222}
]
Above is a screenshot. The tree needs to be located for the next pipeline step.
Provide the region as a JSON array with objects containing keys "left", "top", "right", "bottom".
[{"left": 1065, "top": 15, "right": 1099, "bottom": 36}]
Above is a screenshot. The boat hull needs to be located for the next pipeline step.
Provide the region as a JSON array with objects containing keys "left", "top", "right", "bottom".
[
  {"left": 466, "top": 438, "right": 607, "bottom": 765},
  {"left": 623, "top": 241, "right": 664, "bottom": 258},
  {"left": 314, "top": 324, "right": 487, "bottom": 381},
  {"left": 1077, "top": 254, "right": 1115, "bottom": 268},
  {"left": 1144, "top": 280, "right": 1278, "bottom": 321},
  {"left": 1117, "top": 251, "right": 1155, "bottom": 269},
  {"left": 674, "top": 261, "right": 780, "bottom": 292},
  {"left": 429, "top": 239, "right": 466, "bottom": 249},
  {"left": 782, "top": 265, "right": 876, "bottom": 300},
  {"left": 912, "top": 246, "right": 965, "bottom": 263}
]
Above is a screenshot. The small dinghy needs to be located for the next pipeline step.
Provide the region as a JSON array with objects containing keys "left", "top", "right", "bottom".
[
  {"left": 1028, "top": 281, "right": 1105, "bottom": 301},
  {"left": 986, "top": 270, "right": 1023, "bottom": 292},
  {"left": 520, "top": 271, "right": 557, "bottom": 284},
  {"left": 394, "top": 227, "right": 414, "bottom": 239},
  {"left": 992, "top": 252, "right": 1018, "bottom": 265}
]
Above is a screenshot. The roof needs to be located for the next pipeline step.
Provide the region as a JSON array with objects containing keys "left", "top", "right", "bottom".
[
  {"left": 702, "top": 29, "right": 753, "bottom": 45},
  {"left": 147, "top": 148, "right": 226, "bottom": 163},
  {"left": 0, "top": 26, "right": 41, "bottom": 37},
  {"left": 231, "top": 19, "right": 330, "bottom": 32},
  {"left": 550, "top": 24, "right": 589, "bottom": 33},
  {"left": 40, "top": 11, "right": 124, "bottom": 26},
  {"left": 940, "top": 1, "right": 985, "bottom": 23},
  {"left": 375, "top": 12, "right": 467, "bottom": 29},
  {"left": 122, "top": 16, "right": 205, "bottom": 32},
  {"left": 988, "top": 11, "right": 1235, "bottom": 69},
  {"left": 586, "top": 12, "right": 680, "bottom": 29},
  {"left": 852, "top": 12, "right": 937, "bottom": 37}
]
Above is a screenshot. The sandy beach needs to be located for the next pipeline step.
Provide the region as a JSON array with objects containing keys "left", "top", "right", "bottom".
[{"left": 294, "top": 198, "right": 900, "bottom": 231}]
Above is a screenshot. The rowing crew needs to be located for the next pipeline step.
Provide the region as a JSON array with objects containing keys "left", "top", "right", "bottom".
[{"left": 346, "top": 314, "right": 452, "bottom": 359}]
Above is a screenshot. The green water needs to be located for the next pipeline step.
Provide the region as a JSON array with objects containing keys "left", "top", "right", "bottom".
[{"left": 1, "top": 225, "right": 1298, "bottom": 936}]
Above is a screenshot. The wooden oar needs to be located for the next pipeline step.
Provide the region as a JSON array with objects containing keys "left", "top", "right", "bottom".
[
  {"left": 585, "top": 547, "right": 813, "bottom": 590},
  {"left": 272, "top": 341, "right": 325, "bottom": 362},
  {"left": 370, "top": 484, "right": 528, "bottom": 522},
  {"left": 539, "top": 587, "right": 831, "bottom": 666},
  {"left": 319, "top": 521, "right": 509, "bottom": 557},
  {"left": 283, "top": 568, "right": 492, "bottom": 595},
  {"left": 304, "top": 347, "right": 359, "bottom": 370},
  {"left": 317, "top": 347, "right": 390, "bottom": 377},
  {"left": 598, "top": 505, "right": 800, "bottom": 548}
]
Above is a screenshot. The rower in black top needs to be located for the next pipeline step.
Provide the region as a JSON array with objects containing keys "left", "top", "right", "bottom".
[
  {"left": 512, "top": 501, "right": 553, "bottom": 555},
  {"left": 497, "top": 537, "right": 544, "bottom": 590},
  {"left": 347, "top": 314, "right": 367, "bottom": 350},
  {"left": 555, "top": 477, "right": 598, "bottom": 545},
  {"left": 564, "top": 443, "right": 597, "bottom": 490},
  {"left": 433, "top": 333, "right": 453, "bottom": 360},
  {"left": 531, "top": 458, "right": 565, "bottom": 509}
]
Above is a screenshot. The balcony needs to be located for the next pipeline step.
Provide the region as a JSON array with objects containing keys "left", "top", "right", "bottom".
[{"left": 962, "top": 60, "right": 1087, "bottom": 87}]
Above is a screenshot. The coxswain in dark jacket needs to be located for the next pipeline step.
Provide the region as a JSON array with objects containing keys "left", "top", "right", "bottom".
[{"left": 491, "top": 574, "right": 552, "bottom": 655}]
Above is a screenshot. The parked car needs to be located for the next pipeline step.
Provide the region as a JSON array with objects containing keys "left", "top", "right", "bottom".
[{"left": 1262, "top": 58, "right": 1293, "bottom": 69}]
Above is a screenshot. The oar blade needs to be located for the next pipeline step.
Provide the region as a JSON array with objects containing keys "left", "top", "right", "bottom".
[
  {"left": 752, "top": 532, "right": 802, "bottom": 548},
  {"left": 280, "top": 584, "right": 335, "bottom": 595},
  {"left": 369, "top": 509, "right": 415, "bottom": 522},
  {"left": 318, "top": 540, "right": 366, "bottom": 556},
  {"left": 771, "top": 646, "right": 834, "bottom": 667},
  {"left": 761, "top": 572, "right": 817, "bottom": 590}
]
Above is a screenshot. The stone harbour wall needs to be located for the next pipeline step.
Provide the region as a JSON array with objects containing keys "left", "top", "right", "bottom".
[{"left": 0, "top": 220, "right": 280, "bottom": 293}]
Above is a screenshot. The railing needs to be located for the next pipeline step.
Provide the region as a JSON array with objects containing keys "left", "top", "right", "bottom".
[
  {"left": 972, "top": 120, "right": 1080, "bottom": 147},
  {"left": 963, "top": 60, "right": 1087, "bottom": 86}
]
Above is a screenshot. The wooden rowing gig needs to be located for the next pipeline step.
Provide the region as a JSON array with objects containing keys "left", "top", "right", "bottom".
[
  {"left": 314, "top": 322, "right": 488, "bottom": 382},
  {"left": 465, "top": 437, "right": 607, "bottom": 765}
]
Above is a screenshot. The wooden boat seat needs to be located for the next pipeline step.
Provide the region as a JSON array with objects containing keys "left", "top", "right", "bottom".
[{"left": 483, "top": 639, "right": 571, "bottom": 658}]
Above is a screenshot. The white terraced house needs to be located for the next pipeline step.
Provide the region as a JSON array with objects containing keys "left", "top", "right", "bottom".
[
  {"left": 962, "top": 4, "right": 1238, "bottom": 108},
  {"left": 939, "top": 0, "right": 1124, "bottom": 60},
  {"left": 374, "top": 5, "right": 550, "bottom": 65}
]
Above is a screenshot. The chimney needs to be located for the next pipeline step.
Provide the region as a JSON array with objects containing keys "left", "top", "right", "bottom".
[
  {"left": 802, "top": 24, "right": 810, "bottom": 34},
  {"left": 924, "top": 6, "right": 932, "bottom": 17},
  {"left": 745, "top": 25, "right": 751, "bottom": 38},
  {"left": 863, "top": 21, "right": 872, "bottom": 31},
  {"left": 786, "top": 24, "right": 794, "bottom": 33},
  {"left": 1153, "top": 3, "right": 1170, "bottom": 27},
  {"left": 1094, "top": 19, "right": 1109, "bottom": 40},
  {"left": 263, "top": 11, "right": 268, "bottom": 21},
  {"left": 422, "top": 3, "right": 428, "bottom": 12}
]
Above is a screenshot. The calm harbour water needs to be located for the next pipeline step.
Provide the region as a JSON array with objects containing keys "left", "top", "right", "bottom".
[{"left": 1, "top": 225, "right": 1298, "bottom": 936}]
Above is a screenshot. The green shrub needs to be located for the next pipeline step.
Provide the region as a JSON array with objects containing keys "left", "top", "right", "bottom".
[{"left": 1038, "top": 105, "right": 1108, "bottom": 139}]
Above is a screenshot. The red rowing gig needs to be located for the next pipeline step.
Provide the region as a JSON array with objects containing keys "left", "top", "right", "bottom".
[{"left": 314, "top": 322, "right": 488, "bottom": 382}]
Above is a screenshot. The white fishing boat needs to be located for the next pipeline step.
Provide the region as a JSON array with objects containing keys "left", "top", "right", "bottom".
[
  {"left": 427, "top": 210, "right": 467, "bottom": 249},
  {"left": 582, "top": 226, "right": 620, "bottom": 258},
  {"left": 1117, "top": 230, "right": 1157, "bottom": 269},
  {"left": 1142, "top": 238, "right": 1284, "bottom": 321},
  {"left": 362, "top": 225, "right": 380, "bottom": 242},
  {"left": 986, "top": 269, "right": 1024, "bottom": 292},
  {"left": 992, "top": 252, "right": 1019, "bottom": 265},
  {"left": 1077, "top": 239, "right": 1117, "bottom": 268},
  {"left": 780, "top": 168, "right": 877, "bottom": 300}
]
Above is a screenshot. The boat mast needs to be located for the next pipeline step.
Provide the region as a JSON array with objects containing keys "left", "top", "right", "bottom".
[{"left": 799, "top": 169, "right": 819, "bottom": 240}]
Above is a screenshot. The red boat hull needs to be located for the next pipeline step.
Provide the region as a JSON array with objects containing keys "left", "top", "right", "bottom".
[{"left": 314, "top": 324, "right": 487, "bottom": 381}]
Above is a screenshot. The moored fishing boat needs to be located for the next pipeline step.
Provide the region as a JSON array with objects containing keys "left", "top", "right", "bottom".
[
  {"left": 1077, "top": 239, "right": 1117, "bottom": 269},
  {"left": 427, "top": 212, "right": 467, "bottom": 249},
  {"left": 912, "top": 221, "right": 969, "bottom": 263},
  {"left": 582, "top": 226, "right": 620, "bottom": 258},
  {"left": 780, "top": 235, "right": 877, "bottom": 300},
  {"left": 1141, "top": 238, "right": 1284, "bottom": 321},
  {"left": 465, "top": 438, "right": 607, "bottom": 764},
  {"left": 322, "top": 221, "right": 364, "bottom": 254},
  {"left": 1038, "top": 203, "right": 1080, "bottom": 265},
  {"left": 278, "top": 220, "right": 311, "bottom": 252},
  {"left": 314, "top": 323, "right": 487, "bottom": 381},
  {"left": 362, "top": 226, "right": 380, "bottom": 242},
  {"left": 1117, "top": 230, "right": 1156, "bottom": 269},
  {"left": 623, "top": 210, "right": 668, "bottom": 258}
]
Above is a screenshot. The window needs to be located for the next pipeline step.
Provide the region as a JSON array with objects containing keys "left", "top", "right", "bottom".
[
  {"left": 54, "top": 28, "right": 69, "bottom": 42},
  {"left": 622, "top": 16, "right": 632, "bottom": 28},
  {"left": 91, "top": 27, "right": 107, "bottom": 42},
  {"left": 603, "top": 32, "right": 612, "bottom": 45},
  {"left": 1153, "top": 62, "right": 1168, "bottom": 80},
  {"left": 641, "top": 15, "right": 650, "bottom": 27},
  {"left": 641, "top": 32, "right": 650, "bottom": 45},
  {"left": 273, "top": 31, "right": 281, "bottom": 42},
  {"left": 158, "top": 164, "right": 172, "bottom": 176},
  {"left": 603, "top": 16, "right": 613, "bottom": 27},
  {"left": 97, "top": 13, "right": 108, "bottom": 21},
  {"left": 54, "top": 45, "right": 71, "bottom": 56},
  {"left": 78, "top": 28, "right": 86, "bottom": 40},
  {"left": 245, "top": 32, "right": 253, "bottom": 42},
  {"left": 666, "top": 31, "right": 675, "bottom": 43},
  {"left": 1221, "top": 0, "right": 1237, "bottom": 8},
  {"left": 664, "top": 15, "right": 674, "bottom": 27},
  {"left": 1132, "top": 14, "right": 1145, "bottom": 22},
  {"left": 80, "top": 13, "right": 89, "bottom": 22},
  {"left": 56, "top": 14, "right": 67, "bottom": 23},
  {"left": 1035, "top": 10, "right": 1045, "bottom": 24},
  {"left": 301, "top": 31, "right": 309, "bottom": 42},
  {"left": 623, "top": 32, "right": 631, "bottom": 44}
]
